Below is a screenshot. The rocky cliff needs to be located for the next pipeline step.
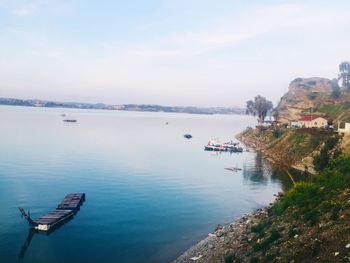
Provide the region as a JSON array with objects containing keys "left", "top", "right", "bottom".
[{"left": 276, "top": 77, "right": 350, "bottom": 124}]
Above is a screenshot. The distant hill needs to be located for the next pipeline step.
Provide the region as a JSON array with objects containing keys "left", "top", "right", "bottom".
[
  {"left": 276, "top": 77, "right": 350, "bottom": 124},
  {"left": 0, "top": 97, "right": 245, "bottom": 115}
]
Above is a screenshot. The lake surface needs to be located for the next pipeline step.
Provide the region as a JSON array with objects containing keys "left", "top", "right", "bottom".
[{"left": 0, "top": 106, "right": 294, "bottom": 263}]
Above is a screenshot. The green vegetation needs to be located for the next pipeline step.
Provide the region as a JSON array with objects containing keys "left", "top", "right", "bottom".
[
  {"left": 251, "top": 220, "right": 271, "bottom": 235},
  {"left": 331, "top": 78, "right": 341, "bottom": 98},
  {"left": 272, "top": 128, "right": 283, "bottom": 139},
  {"left": 224, "top": 255, "right": 234, "bottom": 263},
  {"left": 313, "top": 135, "right": 341, "bottom": 171},
  {"left": 313, "top": 104, "right": 349, "bottom": 119},
  {"left": 274, "top": 154, "right": 350, "bottom": 225},
  {"left": 253, "top": 229, "right": 281, "bottom": 252},
  {"left": 307, "top": 80, "right": 316, "bottom": 86},
  {"left": 308, "top": 92, "right": 319, "bottom": 100},
  {"left": 242, "top": 154, "right": 350, "bottom": 262},
  {"left": 240, "top": 127, "right": 329, "bottom": 166}
]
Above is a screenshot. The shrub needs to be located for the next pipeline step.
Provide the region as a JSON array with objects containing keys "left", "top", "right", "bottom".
[
  {"left": 224, "top": 255, "right": 234, "bottom": 263},
  {"left": 272, "top": 129, "right": 283, "bottom": 138},
  {"left": 253, "top": 229, "right": 281, "bottom": 252},
  {"left": 313, "top": 136, "right": 340, "bottom": 171},
  {"left": 308, "top": 92, "right": 319, "bottom": 100},
  {"left": 307, "top": 80, "right": 317, "bottom": 86},
  {"left": 251, "top": 220, "right": 270, "bottom": 234},
  {"left": 330, "top": 203, "right": 342, "bottom": 220},
  {"left": 274, "top": 154, "right": 350, "bottom": 223}
]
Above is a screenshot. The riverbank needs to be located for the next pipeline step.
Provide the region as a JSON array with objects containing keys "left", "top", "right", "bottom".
[
  {"left": 174, "top": 194, "right": 282, "bottom": 263},
  {"left": 174, "top": 153, "right": 350, "bottom": 263},
  {"left": 235, "top": 127, "right": 337, "bottom": 175}
]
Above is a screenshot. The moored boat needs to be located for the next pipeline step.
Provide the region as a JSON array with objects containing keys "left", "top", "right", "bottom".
[
  {"left": 204, "top": 139, "right": 243, "bottom": 152},
  {"left": 18, "top": 193, "right": 85, "bottom": 232}
]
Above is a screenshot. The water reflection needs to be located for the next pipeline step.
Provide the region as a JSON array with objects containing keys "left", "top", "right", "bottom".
[
  {"left": 18, "top": 214, "right": 75, "bottom": 261},
  {"left": 242, "top": 153, "right": 305, "bottom": 192},
  {"left": 18, "top": 229, "right": 35, "bottom": 261}
]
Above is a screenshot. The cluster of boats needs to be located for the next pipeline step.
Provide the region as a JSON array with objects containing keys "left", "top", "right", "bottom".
[{"left": 204, "top": 140, "right": 243, "bottom": 152}]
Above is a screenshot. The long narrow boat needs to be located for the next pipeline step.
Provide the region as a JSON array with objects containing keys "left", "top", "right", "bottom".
[{"left": 19, "top": 193, "right": 85, "bottom": 232}]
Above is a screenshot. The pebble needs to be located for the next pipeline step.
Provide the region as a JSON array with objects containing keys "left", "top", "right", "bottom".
[
  {"left": 346, "top": 243, "right": 350, "bottom": 249},
  {"left": 335, "top": 252, "right": 339, "bottom": 256}
]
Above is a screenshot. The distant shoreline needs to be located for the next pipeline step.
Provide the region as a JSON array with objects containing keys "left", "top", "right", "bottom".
[{"left": 0, "top": 97, "right": 245, "bottom": 116}]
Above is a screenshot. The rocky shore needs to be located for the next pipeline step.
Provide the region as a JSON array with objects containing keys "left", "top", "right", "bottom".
[
  {"left": 236, "top": 130, "right": 317, "bottom": 175},
  {"left": 236, "top": 133, "right": 287, "bottom": 168},
  {"left": 174, "top": 194, "right": 283, "bottom": 263}
]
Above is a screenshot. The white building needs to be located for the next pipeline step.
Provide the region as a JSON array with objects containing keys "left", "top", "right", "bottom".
[
  {"left": 338, "top": 122, "right": 350, "bottom": 133},
  {"left": 290, "top": 120, "right": 302, "bottom": 128},
  {"left": 298, "top": 115, "right": 328, "bottom": 128}
]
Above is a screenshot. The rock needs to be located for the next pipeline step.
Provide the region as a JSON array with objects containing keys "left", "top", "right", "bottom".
[
  {"left": 208, "top": 244, "right": 214, "bottom": 249},
  {"left": 216, "top": 230, "right": 223, "bottom": 237},
  {"left": 190, "top": 255, "right": 203, "bottom": 261},
  {"left": 215, "top": 224, "right": 223, "bottom": 232},
  {"left": 335, "top": 252, "right": 339, "bottom": 256},
  {"left": 346, "top": 243, "right": 350, "bottom": 249}
]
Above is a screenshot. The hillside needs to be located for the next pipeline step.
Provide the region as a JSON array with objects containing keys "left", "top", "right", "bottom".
[
  {"left": 236, "top": 77, "right": 350, "bottom": 173},
  {"left": 0, "top": 97, "right": 245, "bottom": 115},
  {"left": 237, "top": 128, "right": 338, "bottom": 174},
  {"left": 175, "top": 155, "right": 350, "bottom": 263},
  {"left": 276, "top": 77, "right": 350, "bottom": 124}
]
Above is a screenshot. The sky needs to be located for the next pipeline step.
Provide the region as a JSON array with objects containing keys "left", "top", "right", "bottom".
[{"left": 1, "top": 0, "right": 350, "bottom": 107}]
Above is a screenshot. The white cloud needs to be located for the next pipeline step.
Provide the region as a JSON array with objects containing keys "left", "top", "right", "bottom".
[
  {"left": 1, "top": 2, "right": 350, "bottom": 106},
  {"left": 30, "top": 49, "right": 63, "bottom": 59},
  {"left": 0, "top": 0, "right": 70, "bottom": 17},
  {"left": 11, "top": 7, "right": 34, "bottom": 17}
]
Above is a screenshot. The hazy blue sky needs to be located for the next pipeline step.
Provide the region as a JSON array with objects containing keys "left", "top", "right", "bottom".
[{"left": 1, "top": 0, "right": 350, "bottom": 107}]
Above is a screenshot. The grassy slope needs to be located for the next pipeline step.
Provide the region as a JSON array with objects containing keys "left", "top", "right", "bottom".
[
  {"left": 244, "top": 155, "right": 350, "bottom": 263},
  {"left": 239, "top": 128, "right": 332, "bottom": 168}
]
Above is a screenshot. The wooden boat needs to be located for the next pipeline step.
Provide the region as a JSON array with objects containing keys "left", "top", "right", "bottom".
[
  {"left": 18, "top": 193, "right": 85, "bottom": 232},
  {"left": 225, "top": 167, "right": 242, "bottom": 172}
]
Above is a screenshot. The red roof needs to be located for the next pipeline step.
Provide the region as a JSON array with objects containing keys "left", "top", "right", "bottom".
[{"left": 299, "top": 115, "right": 320, "bottom": 121}]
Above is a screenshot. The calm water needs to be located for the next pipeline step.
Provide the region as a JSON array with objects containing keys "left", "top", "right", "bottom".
[{"left": 0, "top": 106, "right": 293, "bottom": 263}]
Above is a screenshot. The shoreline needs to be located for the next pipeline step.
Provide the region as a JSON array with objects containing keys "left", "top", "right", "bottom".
[
  {"left": 236, "top": 132, "right": 316, "bottom": 175},
  {"left": 173, "top": 194, "right": 283, "bottom": 263},
  {"left": 173, "top": 133, "right": 292, "bottom": 262}
]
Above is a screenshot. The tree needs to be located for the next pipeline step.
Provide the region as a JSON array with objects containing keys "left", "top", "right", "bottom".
[
  {"left": 246, "top": 95, "right": 273, "bottom": 123},
  {"left": 331, "top": 78, "right": 341, "bottom": 98},
  {"left": 339, "top": 61, "right": 350, "bottom": 91},
  {"left": 272, "top": 109, "right": 280, "bottom": 122}
]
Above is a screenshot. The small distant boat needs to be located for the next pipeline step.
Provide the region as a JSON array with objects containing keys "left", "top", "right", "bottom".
[
  {"left": 63, "top": 119, "right": 77, "bottom": 123},
  {"left": 60, "top": 114, "right": 66, "bottom": 117},
  {"left": 225, "top": 167, "right": 242, "bottom": 172},
  {"left": 184, "top": 134, "right": 192, "bottom": 139}
]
